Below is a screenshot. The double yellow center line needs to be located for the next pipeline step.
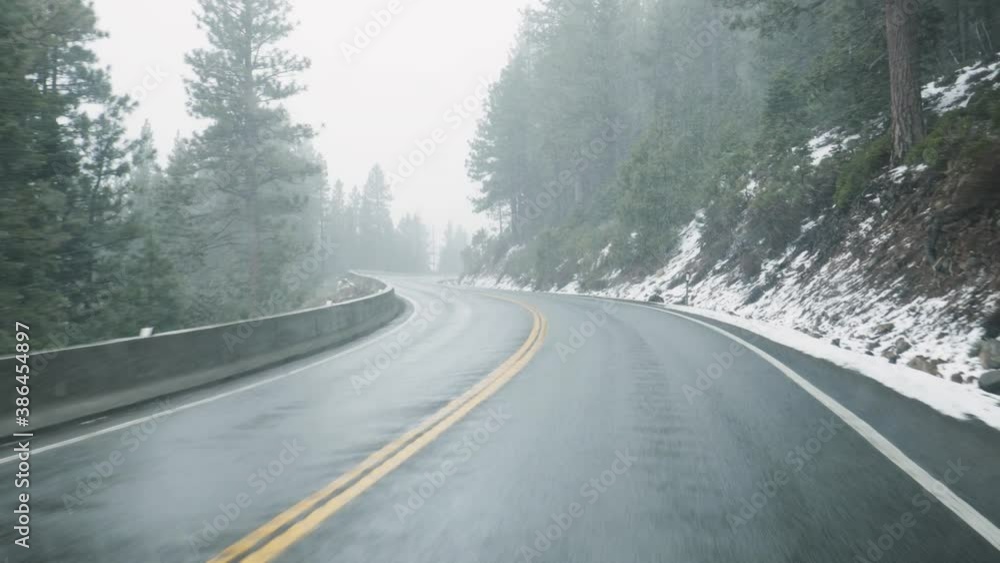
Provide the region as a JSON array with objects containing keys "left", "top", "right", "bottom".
[{"left": 209, "top": 296, "right": 547, "bottom": 562}]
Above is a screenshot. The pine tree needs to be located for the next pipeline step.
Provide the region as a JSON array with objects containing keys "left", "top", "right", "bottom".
[
  {"left": 345, "top": 185, "right": 363, "bottom": 268},
  {"left": 184, "top": 0, "right": 316, "bottom": 306},
  {"left": 319, "top": 178, "right": 347, "bottom": 274},
  {"left": 395, "top": 214, "right": 431, "bottom": 273},
  {"left": 438, "top": 223, "right": 469, "bottom": 274},
  {"left": 65, "top": 95, "right": 138, "bottom": 327},
  {"left": 0, "top": 0, "right": 134, "bottom": 346},
  {"left": 885, "top": 0, "right": 926, "bottom": 162},
  {"left": 358, "top": 165, "right": 395, "bottom": 269}
]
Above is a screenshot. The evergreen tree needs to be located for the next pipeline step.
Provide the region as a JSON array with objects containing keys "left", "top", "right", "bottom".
[
  {"left": 394, "top": 214, "right": 431, "bottom": 273},
  {"left": 0, "top": 0, "right": 68, "bottom": 342},
  {"left": 886, "top": 0, "right": 927, "bottom": 162},
  {"left": 320, "top": 178, "right": 348, "bottom": 275},
  {"left": 0, "top": 0, "right": 136, "bottom": 346},
  {"left": 184, "top": 0, "right": 317, "bottom": 307},
  {"left": 345, "top": 185, "right": 363, "bottom": 268},
  {"left": 438, "top": 223, "right": 469, "bottom": 274},
  {"left": 358, "top": 165, "right": 395, "bottom": 269}
]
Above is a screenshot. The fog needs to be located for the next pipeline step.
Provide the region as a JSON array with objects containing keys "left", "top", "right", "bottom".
[
  {"left": 92, "top": 0, "right": 533, "bottom": 233},
  {"left": 3, "top": 1, "right": 1000, "bottom": 561}
]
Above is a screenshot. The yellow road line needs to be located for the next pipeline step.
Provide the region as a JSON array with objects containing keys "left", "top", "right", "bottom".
[{"left": 209, "top": 295, "right": 547, "bottom": 563}]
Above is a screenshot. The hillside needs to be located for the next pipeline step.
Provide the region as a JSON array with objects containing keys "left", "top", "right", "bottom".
[{"left": 463, "top": 56, "right": 1000, "bottom": 390}]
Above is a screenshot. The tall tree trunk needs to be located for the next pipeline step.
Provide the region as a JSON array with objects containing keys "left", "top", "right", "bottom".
[
  {"left": 243, "top": 0, "right": 260, "bottom": 308},
  {"left": 250, "top": 193, "right": 260, "bottom": 308},
  {"left": 885, "top": 0, "right": 926, "bottom": 164},
  {"left": 957, "top": 0, "right": 968, "bottom": 62}
]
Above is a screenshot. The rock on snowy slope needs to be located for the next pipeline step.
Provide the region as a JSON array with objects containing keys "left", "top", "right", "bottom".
[
  {"left": 981, "top": 371, "right": 1000, "bottom": 395},
  {"left": 981, "top": 339, "right": 1000, "bottom": 369},
  {"left": 907, "top": 356, "right": 943, "bottom": 377}
]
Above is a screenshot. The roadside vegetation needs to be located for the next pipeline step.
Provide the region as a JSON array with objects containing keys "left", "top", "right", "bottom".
[
  {"left": 0, "top": 0, "right": 465, "bottom": 349},
  {"left": 462, "top": 0, "right": 1000, "bottom": 292}
]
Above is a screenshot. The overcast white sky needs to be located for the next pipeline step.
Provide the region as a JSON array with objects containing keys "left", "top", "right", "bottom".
[{"left": 91, "top": 0, "right": 534, "bottom": 235}]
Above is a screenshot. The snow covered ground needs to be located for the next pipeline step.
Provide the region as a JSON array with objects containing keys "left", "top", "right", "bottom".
[
  {"left": 465, "top": 211, "right": 999, "bottom": 383},
  {"left": 569, "top": 214, "right": 996, "bottom": 383},
  {"left": 461, "top": 240, "right": 1000, "bottom": 431},
  {"left": 460, "top": 58, "right": 1000, "bottom": 429},
  {"left": 922, "top": 57, "right": 1000, "bottom": 114},
  {"left": 807, "top": 129, "right": 861, "bottom": 165}
]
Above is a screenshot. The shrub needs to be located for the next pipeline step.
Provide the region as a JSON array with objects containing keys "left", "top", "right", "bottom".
[
  {"left": 911, "top": 82, "right": 1000, "bottom": 170},
  {"left": 834, "top": 134, "right": 891, "bottom": 208}
]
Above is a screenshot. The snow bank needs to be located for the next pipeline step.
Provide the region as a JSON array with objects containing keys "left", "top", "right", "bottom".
[
  {"left": 464, "top": 213, "right": 1000, "bottom": 430},
  {"left": 460, "top": 56, "right": 1000, "bottom": 429},
  {"left": 663, "top": 304, "right": 1000, "bottom": 430}
]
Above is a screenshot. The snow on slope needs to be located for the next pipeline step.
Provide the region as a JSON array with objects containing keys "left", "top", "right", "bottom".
[
  {"left": 808, "top": 129, "right": 862, "bottom": 165},
  {"left": 922, "top": 57, "right": 1000, "bottom": 114},
  {"left": 461, "top": 59, "right": 1000, "bottom": 428},
  {"left": 665, "top": 303, "right": 1000, "bottom": 431},
  {"left": 466, "top": 212, "right": 997, "bottom": 385},
  {"left": 462, "top": 225, "right": 1000, "bottom": 430}
]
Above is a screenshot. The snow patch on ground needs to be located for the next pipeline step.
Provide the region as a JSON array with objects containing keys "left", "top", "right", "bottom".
[
  {"left": 808, "top": 130, "right": 860, "bottom": 166},
  {"left": 800, "top": 217, "right": 821, "bottom": 233},
  {"left": 808, "top": 58, "right": 999, "bottom": 170},
  {"left": 665, "top": 304, "right": 1000, "bottom": 430},
  {"left": 922, "top": 58, "right": 1000, "bottom": 114},
  {"left": 463, "top": 214, "right": 1000, "bottom": 429},
  {"left": 462, "top": 55, "right": 1000, "bottom": 429},
  {"left": 596, "top": 243, "right": 613, "bottom": 269},
  {"left": 890, "top": 164, "right": 930, "bottom": 184}
]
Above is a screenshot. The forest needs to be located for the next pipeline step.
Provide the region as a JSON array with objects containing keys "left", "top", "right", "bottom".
[
  {"left": 0, "top": 0, "right": 468, "bottom": 349},
  {"left": 463, "top": 0, "right": 1000, "bottom": 290},
  {"left": 3, "top": 0, "right": 999, "bottom": 350}
]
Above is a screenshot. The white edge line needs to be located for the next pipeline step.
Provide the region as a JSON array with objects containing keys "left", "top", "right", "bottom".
[
  {"left": 0, "top": 295, "right": 420, "bottom": 465},
  {"left": 452, "top": 286, "right": 1000, "bottom": 547},
  {"left": 635, "top": 302, "right": 1000, "bottom": 552}
]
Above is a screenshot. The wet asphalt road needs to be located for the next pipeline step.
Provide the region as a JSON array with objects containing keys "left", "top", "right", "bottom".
[{"left": 2, "top": 275, "right": 999, "bottom": 562}]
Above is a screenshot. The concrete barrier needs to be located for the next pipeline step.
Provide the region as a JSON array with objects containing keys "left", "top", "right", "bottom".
[{"left": 0, "top": 278, "right": 404, "bottom": 435}]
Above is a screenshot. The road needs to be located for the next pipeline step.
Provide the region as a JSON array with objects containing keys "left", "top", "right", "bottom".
[{"left": 2, "top": 275, "right": 999, "bottom": 562}]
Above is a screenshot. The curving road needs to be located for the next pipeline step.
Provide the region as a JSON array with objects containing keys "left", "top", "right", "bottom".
[{"left": 2, "top": 275, "right": 999, "bottom": 562}]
